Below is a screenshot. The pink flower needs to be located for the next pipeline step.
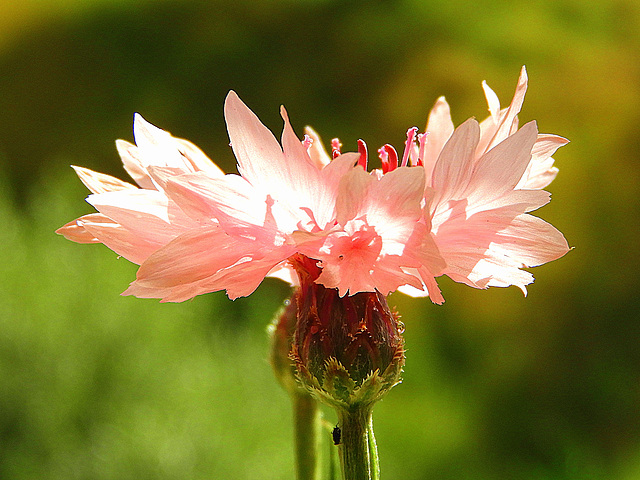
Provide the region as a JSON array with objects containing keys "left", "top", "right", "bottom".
[
  {"left": 58, "top": 68, "right": 569, "bottom": 304},
  {"left": 58, "top": 92, "right": 442, "bottom": 301}
]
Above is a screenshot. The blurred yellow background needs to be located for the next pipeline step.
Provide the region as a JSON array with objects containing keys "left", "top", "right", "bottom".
[{"left": 1, "top": 0, "right": 639, "bottom": 479}]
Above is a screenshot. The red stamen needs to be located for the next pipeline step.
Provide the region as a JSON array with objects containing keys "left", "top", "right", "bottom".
[
  {"left": 401, "top": 127, "right": 418, "bottom": 167},
  {"left": 302, "top": 134, "right": 313, "bottom": 150},
  {"left": 331, "top": 138, "right": 342, "bottom": 159},
  {"left": 378, "top": 144, "right": 398, "bottom": 174},
  {"left": 357, "top": 139, "right": 368, "bottom": 170}
]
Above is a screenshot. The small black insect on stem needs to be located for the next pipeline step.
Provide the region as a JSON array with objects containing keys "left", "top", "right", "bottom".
[{"left": 332, "top": 425, "right": 341, "bottom": 445}]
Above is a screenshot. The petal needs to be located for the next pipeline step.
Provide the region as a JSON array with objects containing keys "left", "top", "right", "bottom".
[
  {"left": 173, "top": 137, "right": 225, "bottom": 176},
  {"left": 226, "top": 92, "right": 347, "bottom": 226},
  {"left": 423, "top": 96, "right": 454, "bottom": 181},
  {"left": 125, "top": 226, "right": 293, "bottom": 301},
  {"left": 133, "top": 114, "right": 221, "bottom": 179},
  {"left": 335, "top": 166, "right": 374, "bottom": 226},
  {"left": 431, "top": 118, "right": 481, "bottom": 203},
  {"left": 304, "top": 125, "right": 331, "bottom": 168},
  {"left": 465, "top": 121, "right": 538, "bottom": 204},
  {"left": 517, "top": 134, "right": 568, "bottom": 190},
  {"left": 433, "top": 200, "right": 568, "bottom": 291},
  {"left": 490, "top": 214, "right": 570, "bottom": 267},
  {"left": 313, "top": 222, "right": 383, "bottom": 296},
  {"left": 519, "top": 159, "right": 559, "bottom": 190},
  {"left": 280, "top": 105, "right": 335, "bottom": 224},
  {"left": 418, "top": 266, "right": 445, "bottom": 304},
  {"left": 224, "top": 91, "right": 289, "bottom": 191},
  {"left": 361, "top": 166, "right": 426, "bottom": 255},
  {"left": 166, "top": 171, "right": 299, "bottom": 240},
  {"left": 87, "top": 189, "right": 197, "bottom": 244},
  {"left": 128, "top": 226, "right": 251, "bottom": 290},
  {"left": 203, "top": 254, "right": 294, "bottom": 300},
  {"left": 71, "top": 166, "right": 137, "bottom": 194},
  {"left": 370, "top": 255, "right": 425, "bottom": 296},
  {"left": 266, "top": 262, "right": 299, "bottom": 287},
  {"left": 116, "top": 139, "right": 156, "bottom": 189},
  {"left": 483, "top": 66, "right": 528, "bottom": 152},
  {"left": 133, "top": 114, "right": 189, "bottom": 169},
  {"left": 482, "top": 80, "right": 501, "bottom": 122},
  {"left": 166, "top": 171, "right": 260, "bottom": 225},
  {"left": 531, "top": 134, "right": 569, "bottom": 162},
  {"left": 79, "top": 214, "right": 166, "bottom": 264},
  {"left": 56, "top": 214, "right": 102, "bottom": 243},
  {"left": 280, "top": 105, "right": 315, "bottom": 173},
  {"left": 317, "top": 152, "right": 359, "bottom": 227}
]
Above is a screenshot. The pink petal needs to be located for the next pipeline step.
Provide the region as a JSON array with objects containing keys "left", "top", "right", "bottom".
[
  {"left": 519, "top": 159, "right": 559, "bottom": 190},
  {"left": 132, "top": 114, "right": 223, "bottom": 179},
  {"left": 87, "top": 189, "right": 197, "bottom": 245},
  {"left": 433, "top": 198, "right": 568, "bottom": 292},
  {"left": 484, "top": 66, "right": 528, "bottom": 152},
  {"left": 517, "top": 134, "right": 568, "bottom": 190},
  {"left": 531, "top": 134, "right": 569, "bottom": 162},
  {"left": 370, "top": 255, "right": 425, "bottom": 296},
  {"left": 418, "top": 266, "right": 445, "bottom": 304},
  {"left": 335, "top": 167, "right": 374, "bottom": 226},
  {"left": 266, "top": 262, "right": 299, "bottom": 287},
  {"left": 431, "top": 118, "right": 481, "bottom": 203},
  {"left": 124, "top": 226, "right": 294, "bottom": 301},
  {"left": 467, "top": 257, "right": 535, "bottom": 292},
  {"left": 225, "top": 92, "right": 348, "bottom": 230},
  {"left": 465, "top": 121, "right": 538, "bottom": 204},
  {"left": 408, "top": 222, "right": 446, "bottom": 274},
  {"left": 224, "top": 91, "right": 291, "bottom": 191},
  {"left": 316, "top": 152, "right": 359, "bottom": 227},
  {"left": 490, "top": 214, "right": 570, "bottom": 267},
  {"left": 79, "top": 214, "right": 166, "bottom": 264},
  {"left": 422, "top": 96, "right": 454, "bottom": 182},
  {"left": 56, "top": 214, "right": 103, "bottom": 243},
  {"left": 166, "top": 171, "right": 301, "bottom": 240},
  {"left": 71, "top": 166, "right": 137, "bottom": 194},
  {"left": 165, "top": 172, "right": 257, "bottom": 224},
  {"left": 128, "top": 226, "right": 249, "bottom": 289},
  {"left": 280, "top": 105, "right": 336, "bottom": 225},
  {"left": 200, "top": 254, "right": 294, "bottom": 300},
  {"left": 362, "top": 166, "right": 425, "bottom": 253}
]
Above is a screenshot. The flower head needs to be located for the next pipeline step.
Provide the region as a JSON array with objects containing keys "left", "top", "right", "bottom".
[{"left": 58, "top": 67, "right": 569, "bottom": 304}]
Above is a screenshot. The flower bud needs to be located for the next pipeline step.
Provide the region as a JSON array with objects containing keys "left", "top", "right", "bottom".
[{"left": 289, "top": 255, "right": 405, "bottom": 411}]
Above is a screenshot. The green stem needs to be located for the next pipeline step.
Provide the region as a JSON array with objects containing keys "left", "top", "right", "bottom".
[
  {"left": 337, "top": 406, "right": 375, "bottom": 480},
  {"left": 367, "top": 414, "right": 380, "bottom": 480},
  {"left": 293, "top": 392, "right": 322, "bottom": 480}
]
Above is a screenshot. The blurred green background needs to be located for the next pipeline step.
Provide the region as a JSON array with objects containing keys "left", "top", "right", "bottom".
[{"left": 1, "top": 0, "right": 639, "bottom": 478}]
